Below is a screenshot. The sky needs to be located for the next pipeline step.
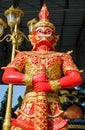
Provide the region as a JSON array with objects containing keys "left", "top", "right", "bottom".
[{"left": 0, "top": 84, "right": 26, "bottom": 107}]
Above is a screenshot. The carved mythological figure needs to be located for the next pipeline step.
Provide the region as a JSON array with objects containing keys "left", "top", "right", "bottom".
[{"left": 2, "top": 4, "right": 82, "bottom": 130}]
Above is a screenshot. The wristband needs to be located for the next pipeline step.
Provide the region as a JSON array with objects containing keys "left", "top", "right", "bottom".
[
  {"left": 50, "top": 80, "right": 61, "bottom": 92},
  {"left": 23, "top": 74, "right": 33, "bottom": 86}
]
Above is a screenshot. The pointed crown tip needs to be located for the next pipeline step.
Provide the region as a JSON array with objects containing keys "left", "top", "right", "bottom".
[{"left": 39, "top": 3, "right": 49, "bottom": 21}]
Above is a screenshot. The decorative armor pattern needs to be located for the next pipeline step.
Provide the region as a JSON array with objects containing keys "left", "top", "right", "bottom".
[
  {"left": 7, "top": 51, "right": 79, "bottom": 130},
  {"left": 7, "top": 51, "right": 79, "bottom": 84},
  {"left": 3, "top": 4, "right": 81, "bottom": 130},
  {"left": 11, "top": 92, "right": 68, "bottom": 130}
]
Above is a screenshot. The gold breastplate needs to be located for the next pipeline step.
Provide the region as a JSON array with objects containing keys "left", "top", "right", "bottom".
[{"left": 25, "top": 53, "right": 62, "bottom": 80}]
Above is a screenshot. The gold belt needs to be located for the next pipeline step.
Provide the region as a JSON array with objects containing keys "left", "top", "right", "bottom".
[{"left": 23, "top": 92, "right": 59, "bottom": 102}]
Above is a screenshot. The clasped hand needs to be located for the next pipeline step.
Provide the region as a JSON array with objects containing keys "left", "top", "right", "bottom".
[{"left": 33, "top": 72, "right": 51, "bottom": 92}]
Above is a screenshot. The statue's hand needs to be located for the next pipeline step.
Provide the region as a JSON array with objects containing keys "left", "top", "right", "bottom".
[
  {"left": 34, "top": 81, "right": 51, "bottom": 92},
  {"left": 33, "top": 72, "right": 47, "bottom": 84}
]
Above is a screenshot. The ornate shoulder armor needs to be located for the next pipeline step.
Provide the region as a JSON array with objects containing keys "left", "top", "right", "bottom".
[{"left": 62, "top": 53, "right": 79, "bottom": 74}]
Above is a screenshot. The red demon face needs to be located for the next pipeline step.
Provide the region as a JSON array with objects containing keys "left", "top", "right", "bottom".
[{"left": 29, "top": 26, "right": 57, "bottom": 50}]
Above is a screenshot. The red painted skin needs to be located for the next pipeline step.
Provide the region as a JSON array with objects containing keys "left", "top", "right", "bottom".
[
  {"left": 2, "top": 4, "right": 82, "bottom": 130},
  {"left": 2, "top": 68, "right": 82, "bottom": 90}
]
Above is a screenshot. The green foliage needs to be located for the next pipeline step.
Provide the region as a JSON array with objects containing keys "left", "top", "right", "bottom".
[
  {"left": 17, "top": 96, "right": 23, "bottom": 109},
  {"left": 0, "top": 89, "right": 8, "bottom": 118},
  {"left": 0, "top": 89, "right": 23, "bottom": 119},
  {"left": 59, "top": 84, "right": 85, "bottom": 113}
]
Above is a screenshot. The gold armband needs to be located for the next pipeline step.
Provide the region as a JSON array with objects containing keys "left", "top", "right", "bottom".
[
  {"left": 50, "top": 80, "right": 61, "bottom": 92},
  {"left": 23, "top": 74, "right": 33, "bottom": 87}
]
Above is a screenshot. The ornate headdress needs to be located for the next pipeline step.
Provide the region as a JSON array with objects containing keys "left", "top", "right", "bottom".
[
  {"left": 33, "top": 3, "right": 55, "bottom": 32},
  {"left": 29, "top": 4, "right": 58, "bottom": 50}
]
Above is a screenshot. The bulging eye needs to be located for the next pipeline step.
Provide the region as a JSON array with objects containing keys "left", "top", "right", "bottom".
[
  {"left": 37, "top": 29, "right": 42, "bottom": 33},
  {"left": 46, "top": 29, "right": 52, "bottom": 34}
]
